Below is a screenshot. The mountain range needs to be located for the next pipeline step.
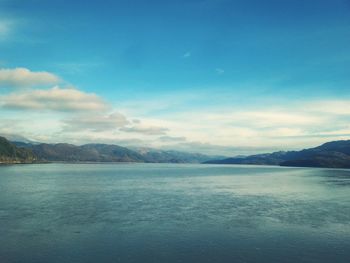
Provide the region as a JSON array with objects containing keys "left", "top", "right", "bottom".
[
  {"left": 0, "top": 136, "right": 221, "bottom": 164},
  {"left": 2, "top": 135, "right": 350, "bottom": 168},
  {"left": 0, "top": 137, "right": 37, "bottom": 164},
  {"left": 205, "top": 140, "right": 350, "bottom": 168}
]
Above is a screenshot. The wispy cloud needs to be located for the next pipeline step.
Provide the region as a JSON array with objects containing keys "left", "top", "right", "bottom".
[
  {"left": 63, "top": 112, "right": 129, "bottom": 132},
  {"left": 305, "top": 100, "right": 350, "bottom": 115},
  {"left": 121, "top": 125, "right": 169, "bottom": 135},
  {"left": 55, "top": 62, "right": 103, "bottom": 75},
  {"left": 183, "top": 52, "right": 191, "bottom": 58},
  {"left": 0, "top": 20, "right": 9, "bottom": 34},
  {"left": 0, "top": 19, "right": 13, "bottom": 40},
  {"left": 1, "top": 66, "right": 350, "bottom": 155},
  {"left": 159, "top": 135, "right": 187, "bottom": 142},
  {"left": 215, "top": 68, "right": 224, "bottom": 74},
  {"left": 0, "top": 68, "right": 60, "bottom": 87},
  {"left": 206, "top": 110, "right": 325, "bottom": 127}
]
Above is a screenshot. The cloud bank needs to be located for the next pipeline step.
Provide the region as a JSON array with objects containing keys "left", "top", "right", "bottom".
[{"left": 1, "top": 66, "right": 350, "bottom": 156}]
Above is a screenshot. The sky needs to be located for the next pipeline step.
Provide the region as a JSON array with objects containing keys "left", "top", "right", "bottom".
[{"left": 0, "top": 0, "right": 350, "bottom": 155}]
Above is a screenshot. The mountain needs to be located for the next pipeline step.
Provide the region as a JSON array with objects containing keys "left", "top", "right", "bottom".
[
  {"left": 4, "top": 135, "right": 350, "bottom": 168},
  {"left": 22, "top": 143, "right": 146, "bottom": 163},
  {"left": 133, "top": 147, "right": 222, "bottom": 163},
  {"left": 0, "top": 136, "right": 37, "bottom": 164},
  {"left": 204, "top": 140, "right": 350, "bottom": 168},
  {"left": 0, "top": 133, "right": 39, "bottom": 145},
  {"left": 8, "top": 138, "right": 220, "bottom": 163}
]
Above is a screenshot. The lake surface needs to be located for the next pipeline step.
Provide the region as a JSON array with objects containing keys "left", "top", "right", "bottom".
[{"left": 0, "top": 163, "right": 349, "bottom": 263}]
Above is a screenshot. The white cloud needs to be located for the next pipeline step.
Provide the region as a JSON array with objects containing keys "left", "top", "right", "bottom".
[
  {"left": 1, "top": 86, "right": 109, "bottom": 111},
  {"left": 206, "top": 110, "right": 325, "bottom": 127},
  {"left": 306, "top": 100, "right": 350, "bottom": 115},
  {"left": 1, "top": 67, "right": 350, "bottom": 156},
  {"left": 0, "top": 67, "right": 60, "bottom": 87},
  {"left": 63, "top": 112, "right": 129, "bottom": 132},
  {"left": 159, "top": 136, "right": 187, "bottom": 142},
  {"left": 121, "top": 125, "right": 169, "bottom": 135},
  {"left": 124, "top": 99, "right": 350, "bottom": 153}
]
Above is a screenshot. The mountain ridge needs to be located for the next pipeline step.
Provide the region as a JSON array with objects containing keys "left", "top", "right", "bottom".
[
  {"left": 204, "top": 140, "right": 350, "bottom": 168},
  {"left": 3, "top": 135, "right": 350, "bottom": 168},
  {"left": 0, "top": 137, "right": 37, "bottom": 164},
  {"left": 5, "top": 137, "right": 219, "bottom": 164}
]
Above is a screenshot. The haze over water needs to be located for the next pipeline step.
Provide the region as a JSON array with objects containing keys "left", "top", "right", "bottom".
[{"left": 0, "top": 163, "right": 349, "bottom": 263}]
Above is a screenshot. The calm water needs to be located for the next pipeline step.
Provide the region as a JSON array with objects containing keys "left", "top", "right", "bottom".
[{"left": 0, "top": 164, "right": 349, "bottom": 263}]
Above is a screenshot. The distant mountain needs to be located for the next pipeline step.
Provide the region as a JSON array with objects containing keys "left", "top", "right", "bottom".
[
  {"left": 133, "top": 147, "right": 222, "bottom": 163},
  {"left": 0, "top": 133, "right": 39, "bottom": 145},
  {"left": 204, "top": 140, "right": 350, "bottom": 169},
  {"left": 8, "top": 134, "right": 350, "bottom": 168},
  {"left": 205, "top": 151, "right": 292, "bottom": 165},
  {"left": 0, "top": 136, "right": 37, "bottom": 164},
  {"left": 8, "top": 138, "right": 221, "bottom": 163},
  {"left": 20, "top": 143, "right": 146, "bottom": 163}
]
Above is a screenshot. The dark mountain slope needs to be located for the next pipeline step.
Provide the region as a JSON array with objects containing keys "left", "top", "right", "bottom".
[
  {"left": 134, "top": 147, "right": 221, "bottom": 163},
  {"left": 30, "top": 143, "right": 145, "bottom": 162},
  {"left": 0, "top": 136, "right": 36, "bottom": 163},
  {"left": 80, "top": 144, "right": 145, "bottom": 162},
  {"left": 205, "top": 140, "right": 350, "bottom": 168},
  {"left": 10, "top": 139, "right": 220, "bottom": 163}
]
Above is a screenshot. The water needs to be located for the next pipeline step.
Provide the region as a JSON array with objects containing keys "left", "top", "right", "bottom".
[{"left": 0, "top": 163, "right": 349, "bottom": 263}]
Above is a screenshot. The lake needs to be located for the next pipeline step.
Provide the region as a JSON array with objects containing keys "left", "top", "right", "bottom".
[{"left": 0, "top": 163, "right": 349, "bottom": 263}]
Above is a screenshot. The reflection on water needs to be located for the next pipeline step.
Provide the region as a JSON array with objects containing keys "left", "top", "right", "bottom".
[{"left": 0, "top": 164, "right": 349, "bottom": 263}]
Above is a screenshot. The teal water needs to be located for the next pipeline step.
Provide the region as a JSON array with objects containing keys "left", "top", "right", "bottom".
[{"left": 0, "top": 163, "right": 349, "bottom": 263}]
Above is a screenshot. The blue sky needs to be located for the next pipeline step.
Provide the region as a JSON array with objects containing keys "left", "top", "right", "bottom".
[{"left": 1, "top": 0, "right": 350, "bottom": 155}]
